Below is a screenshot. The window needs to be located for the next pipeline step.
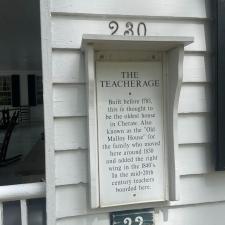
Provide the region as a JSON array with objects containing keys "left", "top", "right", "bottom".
[
  {"left": 0, "top": 76, "right": 12, "bottom": 105},
  {"left": 36, "top": 76, "right": 43, "bottom": 104}
]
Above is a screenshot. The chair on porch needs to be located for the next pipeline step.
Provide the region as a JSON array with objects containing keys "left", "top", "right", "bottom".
[
  {"left": 0, "top": 108, "right": 11, "bottom": 129},
  {"left": 0, "top": 111, "right": 22, "bottom": 166}
]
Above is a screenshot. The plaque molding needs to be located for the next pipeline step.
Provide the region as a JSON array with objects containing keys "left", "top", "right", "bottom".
[{"left": 82, "top": 35, "right": 193, "bottom": 209}]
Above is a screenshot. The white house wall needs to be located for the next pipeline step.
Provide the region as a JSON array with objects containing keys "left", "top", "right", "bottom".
[
  {"left": 55, "top": 202, "right": 225, "bottom": 225},
  {"left": 40, "top": 0, "right": 225, "bottom": 224}
]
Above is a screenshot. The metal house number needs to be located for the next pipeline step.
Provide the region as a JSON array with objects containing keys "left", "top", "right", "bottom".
[
  {"left": 110, "top": 209, "right": 154, "bottom": 225},
  {"left": 109, "top": 21, "right": 147, "bottom": 36},
  {"left": 124, "top": 216, "right": 144, "bottom": 225}
]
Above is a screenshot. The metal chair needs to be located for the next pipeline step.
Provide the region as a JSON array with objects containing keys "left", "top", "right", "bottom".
[{"left": 0, "top": 111, "right": 22, "bottom": 166}]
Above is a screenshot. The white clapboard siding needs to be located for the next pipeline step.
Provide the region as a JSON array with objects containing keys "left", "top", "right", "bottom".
[
  {"left": 54, "top": 117, "right": 87, "bottom": 150},
  {"left": 52, "top": 50, "right": 211, "bottom": 84},
  {"left": 44, "top": 0, "right": 218, "bottom": 223},
  {"left": 55, "top": 150, "right": 88, "bottom": 186},
  {"left": 56, "top": 213, "right": 109, "bottom": 225},
  {"left": 178, "top": 144, "right": 214, "bottom": 175},
  {"left": 178, "top": 114, "right": 211, "bottom": 144},
  {"left": 178, "top": 84, "right": 211, "bottom": 113},
  {"left": 53, "top": 84, "right": 87, "bottom": 117},
  {"left": 157, "top": 202, "right": 225, "bottom": 225},
  {"left": 52, "top": 50, "right": 85, "bottom": 83},
  {"left": 55, "top": 202, "right": 225, "bottom": 225},
  {"left": 55, "top": 173, "right": 225, "bottom": 218},
  {"left": 183, "top": 53, "right": 211, "bottom": 82},
  {"left": 53, "top": 84, "right": 211, "bottom": 117},
  {"left": 51, "top": 17, "right": 209, "bottom": 51},
  {"left": 56, "top": 184, "right": 87, "bottom": 219},
  {"left": 51, "top": 0, "right": 210, "bottom": 19},
  {"left": 174, "top": 173, "right": 225, "bottom": 205},
  {"left": 54, "top": 114, "right": 211, "bottom": 151},
  {"left": 54, "top": 144, "right": 213, "bottom": 187}
]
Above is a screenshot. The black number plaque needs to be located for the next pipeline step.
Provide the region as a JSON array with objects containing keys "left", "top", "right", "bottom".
[{"left": 110, "top": 209, "right": 154, "bottom": 225}]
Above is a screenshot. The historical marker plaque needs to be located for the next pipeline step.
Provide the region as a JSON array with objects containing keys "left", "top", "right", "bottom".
[{"left": 96, "top": 62, "right": 165, "bottom": 207}]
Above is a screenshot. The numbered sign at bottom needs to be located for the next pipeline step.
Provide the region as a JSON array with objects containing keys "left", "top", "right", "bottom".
[{"left": 110, "top": 209, "right": 154, "bottom": 225}]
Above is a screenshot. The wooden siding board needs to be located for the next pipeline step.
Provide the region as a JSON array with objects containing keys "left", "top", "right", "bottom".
[
  {"left": 53, "top": 84, "right": 211, "bottom": 117},
  {"left": 52, "top": 51, "right": 211, "bottom": 83},
  {"left": 40, "top": 0, "right": 56, "bottom": 224},
  {"left": 52, "top": 49, "right": 85, "bottom": 83},
  {"left": 178, "top": 114, "right": 211, "bottom": 144},
  {"left": 55, "top": 150, "right": 88, "bottom": 186},
  {"left": 178, "top": 144, "right": 214, "bottom": 175},
  {"left": 56, "top": 213, "right": 109, "bottom": 225},
  {"left": 175, "top": 173, "right": 225, "bottom": 205},
  {"left": 54, "top": 117, "right": 88, "bottom": 150},
  {"left": 51, "top": 17, "right": 209, "bottom": 51},
  {"left": 56, "top": 184, "right": 87, "bottom": 219},
  {"left": 54, "top": 144, "right": 214, "bottom": 187},
  {"left": 54, "top": 114, "right": 211, "bottom": 151},
  {"left": 183, "top": 53, "right": 211, "bottom": 82},
  {"left": 56, "top": 202, "right": 225, "bottom": 225},
  {"left": 53, "top": 84, "right": 87, "bottom": 117},
  {"left": 51, "top": 0, "right": 210, "bottom": 19},
  {"left": 178, "top": 83, "right": 211, "bottom": 113},
  {"left": 157, "top": 202, "right": 225, "bottom": 225},
  {"left": 55, "top": 173, "right": 225, "bottom": 218}
]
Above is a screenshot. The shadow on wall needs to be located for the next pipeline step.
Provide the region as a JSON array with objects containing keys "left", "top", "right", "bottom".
[{"left": 3, "top": 199, "right": 46, "bottom": 225}]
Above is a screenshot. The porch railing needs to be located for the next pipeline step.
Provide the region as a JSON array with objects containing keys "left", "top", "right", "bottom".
[{"left": 0, "top": 182, "right": 46, "bottom": 225}]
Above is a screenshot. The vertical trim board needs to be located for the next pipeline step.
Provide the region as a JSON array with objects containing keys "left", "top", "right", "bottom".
[
  {"left": 0, "top": 203, "right": 3, "bottom": 225},
  {"left": 20, "top": 200, "right": 28, "bottom": 225},
  {"left": 40, "top": 0, "right": 56, "bottom": 224}
]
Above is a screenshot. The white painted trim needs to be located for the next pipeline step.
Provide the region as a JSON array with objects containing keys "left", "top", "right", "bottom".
[
  {"left": 83, "top": 35, "right": 191, "bottom": 208},
  {"left": 82, "top": 35, "right": 193, "bottom": 51},
  {"left": 0, "top": 182, "right": 45, "bottom": 202},
  {"left": 40, "top": 0, "right": 56, "bottom": 224},
  {"left": 51, "top": 0, "right": 211, "bottom": 20},
  {"left": 166, "top": 46, "right": 185, "bottom": 201},
  {"left": 84, "top": 45, "right": 100, "bottom": 208},
  {"left": 20, "top": 200, "right": 28, "bottom": 225},
  {"left": 0, "top": 203, "right": 3, "bottom": 225},
  {"left": 162, "top": 53, "right": 169, "bottom": 201}
]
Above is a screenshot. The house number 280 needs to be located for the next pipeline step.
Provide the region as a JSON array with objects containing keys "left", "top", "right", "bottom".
[
  {"left": 109, "top": 21, "right": 147, "bottom": 36},
  {"left": 123, "top": 216, "right": 144, "bottom": 225}
]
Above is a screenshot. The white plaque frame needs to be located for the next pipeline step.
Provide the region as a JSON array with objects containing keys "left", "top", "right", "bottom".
[{"left": 82, "top": 35, "right": 193, "bottom": 209}]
